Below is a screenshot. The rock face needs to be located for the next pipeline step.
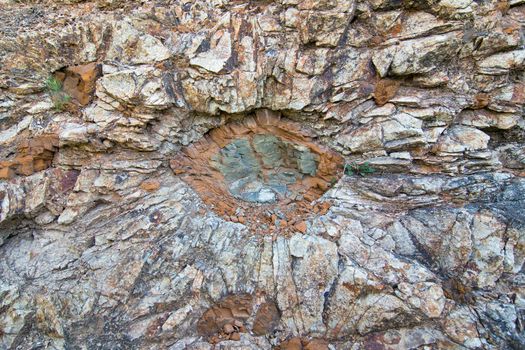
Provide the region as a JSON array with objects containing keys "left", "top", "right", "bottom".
[
  {"left": 0, "top": 0, "right": 525, "bottom": 349},
  {"left": 171, "top": 112, "right": 342, "bottom": 235}
]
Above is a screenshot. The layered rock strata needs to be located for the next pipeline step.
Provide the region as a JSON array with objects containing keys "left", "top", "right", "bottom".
[{"left": 0, "top": 0, "right": 524, "bottom": 349}]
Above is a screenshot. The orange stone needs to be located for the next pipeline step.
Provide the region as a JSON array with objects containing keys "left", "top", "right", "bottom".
[
  {"left": 294, "top": 221, "right": 307, "bottom": 234},
  {"left": 14, "top": 155, "right": 35, "bottom": 176},
  {"left": 0, "top": 166, "right": 14, "bottom": 180},
  {"left": 229, "top": 332, "right": 240, "bottom": 341},
  {"left": 304, "top": 339, "right": 329, "bottom": 350},
  {"left": 33, "top": 158, "right": 51, "bottom": 172},
  {"left": 280, "top": 337, "right": 302, "bottom": 350},
  {"left": 63, "top": 63, "right": 102, "bottom": 106},
  {"left": 140, "top": 180, "right": 161, "bottom": 192}
]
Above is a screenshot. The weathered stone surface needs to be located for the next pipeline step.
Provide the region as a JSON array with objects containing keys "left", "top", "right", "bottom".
[
  {"left": 252, "top": 300, "right": 280, "bottom": 336},
  {"left": 296, "top": 0, "right": 356, "bottom": 47},
  {"left": 1, "top": 1, "right": 525, "bottom": 349},
  {"left": 458, "top": 110, "right": 521, "bottom": 130},
  {"left": 478, "top": 49, "right": 525, "bottom": 75},
  {"left": 435, "top": 125, "right": 490, "bottom": 153},
  {"left": 373, "top": 79, "right": 400, "bottom": 106},
  {"left": 196, "top": 294, "right": 252, "bottom": 337},
  {"left": 337, "top": 124, "right": 383, "bottom": 153},
  {"left": 106, "top": 21, "right": 171, "bottom": 64},
  {"left": 387, "top": 32, "right": 461, "bottom": 76},
  {"left": 190, "top": 31, "right": 232, "bottom": 73},
  {"left": 60, "top": 63, "right": 102, "bottom": 106},
  {"left": 0, "top": 134, "right": 59, "bottom": 179},
  {"left": 97, "top": 67, "right": 174, "bottom": 110}
]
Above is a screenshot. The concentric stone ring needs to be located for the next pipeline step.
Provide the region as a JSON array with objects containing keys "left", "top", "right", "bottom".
[{"left": 171, "top": 110, "right": 343, "bottom": 232}]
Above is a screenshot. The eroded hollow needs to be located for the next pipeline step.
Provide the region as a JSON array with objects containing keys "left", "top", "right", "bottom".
[{"left": 171, "top": 110, "right": 344, "bottom": 234}]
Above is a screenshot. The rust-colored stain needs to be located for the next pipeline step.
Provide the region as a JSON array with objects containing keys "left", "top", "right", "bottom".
[
  {"left": 373, "top": 79, "right": 400, "bottom": 106},
  {"left": 55, "top": 62, "right": 102, "bottom": 106},
  {"left": 197, "top": 294, "right": 253, "bottom": 338},
  {"left": 0, "top": 133, "right": 59, "bottom": 179}
]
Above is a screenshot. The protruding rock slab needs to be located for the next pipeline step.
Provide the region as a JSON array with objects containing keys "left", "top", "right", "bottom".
[{"left": 57, "top": 63, "right": 102, "bottom": 106}]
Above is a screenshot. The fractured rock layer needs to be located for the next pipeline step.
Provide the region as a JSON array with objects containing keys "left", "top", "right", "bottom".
[
  {"left": 0, "top": 0, "right": 525, "bottom": 349},
  {"left": 0, "top": 133, "right": 59, "bottom": 179}
]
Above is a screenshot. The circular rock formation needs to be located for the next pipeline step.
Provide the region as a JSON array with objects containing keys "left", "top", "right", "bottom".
[
  {"left": 171, "top": 110, "right": 343, "bottom": 233},
  {"left": 1, "top": 1, "right": 525, "bottom": 349}
]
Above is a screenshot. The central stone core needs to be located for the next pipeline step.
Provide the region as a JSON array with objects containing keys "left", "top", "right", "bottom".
[{"left": 211, "top": 135, "right": 319, "bottom": 203}]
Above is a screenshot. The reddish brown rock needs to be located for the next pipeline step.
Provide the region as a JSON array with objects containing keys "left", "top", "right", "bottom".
[
  {"left": 196, "top": 294, "right": 253, "bottom": 337},
  {"left": 229, "top": 332, "right": 240, "bottom": 341},
  {"left": 304, "top": 339, "right": 329, "bottom": 350},
  {"left": 14, "top": 155, "right": 35, "bottom": 176},
  {"left": 223, "top": 323, "right": 234, "bottom": 334},
  {"left": 442, "top": 278, "right": 474, "bottom": 304},
  {"left": 140, "top": 180, "right": 161, "bottom": 192},
  {"left": 252, "top": 300, "right": 280, "bottom": 336},
  {"left": 61, "top": 63, "right": 102, "bottom": 106},
  {"left": 294, "top": 221, "right": 307, "bottom": 234},
  {"left": 0, "top": 134, "right": 59, "bottom": 179},
  {"left": 0, "top": 165, "right": 14, "bottom": 180},
  {"left": 497, "top": 0, "right": 510, "bottom": 14},
  {"left": 279, "top": 337, "right": 303, "bottom": 350},
  {"left": 473, "top": 93, "right": 491, "bottom": 109},
  {"left": 373, "top": 79, "right": 400, "bottom": 106}
]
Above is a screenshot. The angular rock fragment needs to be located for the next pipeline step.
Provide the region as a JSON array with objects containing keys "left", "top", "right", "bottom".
[
  {"left": 478, "top": 49, "right": 525, "bottom": 75},
  {"left": 58, "top": 63, "right": 102, "bottom": 106},
  {"left": 435, "top": 126, "right": 490, "bottom": 153}
]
